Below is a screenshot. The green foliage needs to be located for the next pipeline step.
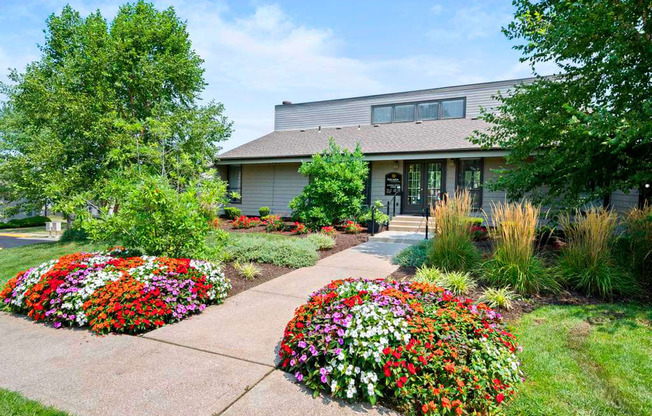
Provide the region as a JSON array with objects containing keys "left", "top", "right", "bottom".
[
  {"left": 305, "top": 233, "right": 336, "bottom": 250},
  {"left": 471, "top": 0, "right": 652, "bottom": 207},
  {"left": 259, "top": 206, "right": 270, "bottom": 217},
  {"left": 428, "top": 234, "right": 481, "bottom": 273},
  {"left": 0, "top": 2, "right": 231, "bottom": 218},
  {"left": 0, "top": 216, "right": 51, "bottom": 229},
  {"left": 412, "top": 265, "right": 443, "bottom": 283},
  {"left": 263, "top": 215, "right": 285, "bottom": 232},
  {"left": 480, "top": 287, "right": 515, "bottom": 310},
  {"left": 437, "top": 271, "right": 477, "bottom": 295},
  {"left": 224, "top": 233, "right": 320, "bottom": 268},
  {"left": 223, "top": 207, "right": 241, "bottom": 220},
  {"left": 290, "top": 139, "right": 369, "bottom": 228},
  {"left": 392, "top": 240, "right": 431, "bottom": 268},
  {"left": 620, "top": 206, "right": 652, "bottom": 289},
  {"left": 59, "top": 223, "right": 88, "bottom": 242},
  {"left": 233, "top": 261, "right": 261, "bottom": 281},
  {"left": 465, "top": 217, "right": 483, "bottom": 226},
  {"left": 556, "top": 209, "right": 635, "bottom": 298},
  {"left": 85, "top": 175, "right": 221, "bottom": 258},
  {"left": 359, "top": 200, "right": 390, "bottom": 225},
  {"left": 483, "top": 250, "right": 556, "bottom": 295}
]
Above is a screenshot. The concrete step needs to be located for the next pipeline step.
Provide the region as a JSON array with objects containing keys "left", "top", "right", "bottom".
[
  {"left": 389, "top": 220, "right": 425, "bottom": 227},
  {"left": 370, "top": 231, "right": 428, "bottom": 244},
  {"left": 388, "top": 224, "right": 427, "bottom": 232},
  {"left": 391, "top": 215, "right": 425, "bottom": 222}
]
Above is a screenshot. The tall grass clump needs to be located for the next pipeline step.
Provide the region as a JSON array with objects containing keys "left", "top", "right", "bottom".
[
  {"left": 483, "top": 201, "right": 557, "bottom": 294},
  {"left": 427, "top": 190, "right": 481, "bottom": 272},
  {"left": 621, "top": 206, "right": 652, "bottom": 289},
  {"left": 557, "top": 208, "right": 635, "bottom": 298}
]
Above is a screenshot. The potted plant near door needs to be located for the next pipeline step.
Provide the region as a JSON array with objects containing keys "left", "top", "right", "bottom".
[{"left": 360, "top": 200, "right": 390, "bottom": 233}]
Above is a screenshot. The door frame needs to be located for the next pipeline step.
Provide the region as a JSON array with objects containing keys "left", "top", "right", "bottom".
[{"left": 401, "top": 159, "right": 447, "bottom": 215}]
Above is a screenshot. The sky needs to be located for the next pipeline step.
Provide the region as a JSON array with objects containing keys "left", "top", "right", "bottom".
[{"left": 0, "top": 0, "right": 556, "bottom": 152}]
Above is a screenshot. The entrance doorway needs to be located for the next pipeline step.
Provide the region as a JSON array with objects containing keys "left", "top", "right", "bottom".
[{"left": 403, "top": 160, "right": 445, "bottom": 214}]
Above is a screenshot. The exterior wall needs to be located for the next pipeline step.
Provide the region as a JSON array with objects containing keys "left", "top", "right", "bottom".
[
  {"left": 274, "top": 79, "right": 532, "bottom": 131},
  {"left": 610, "top": 189, "right": 640, "bottom": 215},
  {"left": 225, "top": 163, "right": 307, "bottom": 217},
  {"left": 370, "top": 160, "right": 403, "bottom": 215}
]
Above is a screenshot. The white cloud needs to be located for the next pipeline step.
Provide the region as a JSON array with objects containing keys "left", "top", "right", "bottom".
[
  {"left": 428, "top": 4, "right": 511, "bottom": 42},
  {"left": 430, "top": 4, "right": 444, "bottom": 15}
]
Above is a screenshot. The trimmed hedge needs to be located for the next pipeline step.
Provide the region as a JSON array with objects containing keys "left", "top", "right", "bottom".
[{"left": 0, "top": 216, "right": 51, "bottom": 229}]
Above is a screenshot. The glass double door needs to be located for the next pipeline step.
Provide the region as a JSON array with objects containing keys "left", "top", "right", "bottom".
[{"left": 403, "top": 160, "right": 445, "bottom": 214}]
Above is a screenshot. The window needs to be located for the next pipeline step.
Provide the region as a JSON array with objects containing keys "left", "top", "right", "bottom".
[
  {"left": 418, "top": 102, "right": 439, "bottom": 121},
  {"left": 227, "top": 165, "right": 242, "bottom": 204},
  {"left": 393, "top": 104, "right": 415, "bottom": 122},
  {"left": 371, "top": 97, "right": 465, "bottom": 125},
  {"left": 372, "top": 106, "right": 392, "bottom": 124},
  {"left": 442, "top": 99, "right": 465, "bottom": 119},
  {"left": 457, "top": 159, "right": 483, "bottom": 209}
]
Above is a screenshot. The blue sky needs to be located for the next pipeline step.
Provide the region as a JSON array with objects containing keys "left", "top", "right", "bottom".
[{"left": 0, "top": 1, "right": 555, "bottom": 151}]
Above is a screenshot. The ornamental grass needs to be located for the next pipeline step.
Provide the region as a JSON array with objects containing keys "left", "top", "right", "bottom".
[
  {"left": 483, "top": 201, "right": 557, "bottom": 294},
  {"left": 280, "top": 278, "right": 522, "bottom": 415},
  {"left": 557, "top": 208, "right": 634, "bottom": 298},
  {"left": 0, "top": 248, "right": 230, "bottom": 334},
  {"left": 428, "top": 190, "right": 480, "bottom": 272}
]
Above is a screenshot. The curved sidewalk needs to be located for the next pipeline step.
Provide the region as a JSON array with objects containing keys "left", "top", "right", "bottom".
[{"left": 0, "top": 240, "right": 409, "bottom": 416}]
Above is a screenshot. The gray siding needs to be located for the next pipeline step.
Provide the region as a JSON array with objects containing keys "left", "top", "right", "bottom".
[
  {"left": 225, "top": 163, "right": 307, "bottom": 217},
  {"left": 275, "top": 79, "right": 532, "bottom": 131},
  {"left": 610, "top": 189, "right": 639, "bottom": 215},
  {"left": 370, "top": 161, "right": 403, "bottom": 214}
]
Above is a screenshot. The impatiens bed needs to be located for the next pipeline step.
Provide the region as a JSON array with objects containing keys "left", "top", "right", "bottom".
[
  {"left": 280, "top": 279, "right": 522, "bottom": 415},
  {"left": 0, "top": 248, "right": 229, "bottom": 334}
]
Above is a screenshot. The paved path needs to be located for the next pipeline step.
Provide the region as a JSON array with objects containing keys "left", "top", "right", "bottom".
[
  {"left": 0, "top": 235, "right": 56, "bottom": 248},
  {"left": 0, "top": 240, "right": 409, "bottom": 416}
]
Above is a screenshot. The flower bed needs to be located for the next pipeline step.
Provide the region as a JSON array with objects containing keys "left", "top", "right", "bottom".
[
  {"left": 0, "top": 248, "right": 229, "bottom": 334},
  {"left": 279, "top": 279, "right": 522, "bottom": 415}
]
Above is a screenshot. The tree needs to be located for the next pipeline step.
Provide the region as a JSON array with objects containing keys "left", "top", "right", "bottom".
[
  {"left": 290, "top": 139, "right": 369, "bottom": 228},
  {"left": 0, "top": 2, "right": 231, "bottom": 219},
  {"left": 472, "top": 0, "right": 652, "bottom": 207}
]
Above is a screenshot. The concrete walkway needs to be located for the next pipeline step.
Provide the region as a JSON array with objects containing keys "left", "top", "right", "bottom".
[{"left": 0, "top": 240, "right": 409, "bottom": 416}]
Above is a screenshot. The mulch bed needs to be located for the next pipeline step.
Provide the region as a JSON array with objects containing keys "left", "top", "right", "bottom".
[{"left": 223, "top": 262, "right": 294, "bottom": 298}]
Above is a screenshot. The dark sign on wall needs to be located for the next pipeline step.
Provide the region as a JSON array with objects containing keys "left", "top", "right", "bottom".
[{"left": 385, "top": 172, "right": 402, "bottom": 195}]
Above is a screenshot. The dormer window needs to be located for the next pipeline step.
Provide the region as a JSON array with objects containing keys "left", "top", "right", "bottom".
[{"left": 371, "top": 98, "right": 465, "bottom": 124}]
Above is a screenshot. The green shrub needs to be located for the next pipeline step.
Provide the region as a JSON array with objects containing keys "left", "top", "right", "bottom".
[
  {"left": 0, "top": 215, "right": 51, "bottom": 229},
  {"left": 428, "top": 191, "right": 481, "bottom": 272},
  {"left": 259, "top": 206, "right": 270, "bottom": 217},
  {"left": 305, "top": 233, "right": 335, "bottom": 250},
  {"left": 225, "top": 234, "right": 319, "bottom": 268},
  {"left": 234, "top": 261, "right": 262, "bottom": 280},
  {"left": 393, "top": 239, "right": 431, "bottom": 268},
  {"left": 224, "top": 207, "right": 242, "bottom": 220},
  {"left": 86, "top": 175, "right": 219, "bottom": 258},
  {"left": 437, "top": 271, "right": 477, "bottom": 295},
  {"left": 289, "top": 139, "right": 368, "bottom": 228},
  {"left": 483, "top": 201, "right": 558, "bottom": 294},
  {"left": 412, "top": 265, "right": 443, "bottom": 283},
  {"left": 262, "top": 214, "right": 285, "bottom": 231},
  {"left": 465, "top": 217, "right": 483, "bottom": 226},
  {"left": 480, "top": 287, "right": 515, "bottom": 310},
  {"left": 60, "top": 223, "right": 88, "bottom": 242},
  {"left": 557, "top": 208, "right": 635, "bottom": 298},
  {"left": 359, "top": 200, "right": 390, "bottom": 225},
  {"left": 620, "top": 206, "right": 652, "bottom": 288}
]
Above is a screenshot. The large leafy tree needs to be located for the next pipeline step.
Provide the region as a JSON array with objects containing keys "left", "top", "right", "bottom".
[
  {"left": 0, "top": 2, "right": 231, "bottom": 218},
  {"left": 472, "top": 0, "right": 652, "bottom": 207}
]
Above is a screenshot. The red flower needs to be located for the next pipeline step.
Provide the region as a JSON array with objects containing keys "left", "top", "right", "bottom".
[{"left": 496, "top": 393, "right": 505, "bottom": 404}]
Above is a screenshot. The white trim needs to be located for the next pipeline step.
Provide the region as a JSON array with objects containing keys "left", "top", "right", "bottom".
[{"left": 217, "top": 150, "right": 509, "bottom": 165}]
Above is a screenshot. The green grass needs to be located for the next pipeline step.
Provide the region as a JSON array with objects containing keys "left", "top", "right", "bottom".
[
  {"left": 0, "top": 241, "right": 104, "bottom": 286},
  {"left": 506, "top": 303, "right": 652, "bottom": 415},
  {"left": 0, "top": 389, "right": 69, "bottom": 416},
  {"left": 393, "top": 239, "right": 432, "bottom": 268}
]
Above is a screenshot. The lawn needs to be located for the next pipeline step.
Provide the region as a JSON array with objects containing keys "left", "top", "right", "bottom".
[
  {"left": 0, "top": 241, "right": 104, "bottom": 286},
  {"left": 0, "top": 389, "right": 69, "bottom": 416},
  {"left": 505, "top": 303, "right": 652, "bottom": 415}
]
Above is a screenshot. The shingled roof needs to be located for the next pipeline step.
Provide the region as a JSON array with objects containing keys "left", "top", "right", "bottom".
[{"left": 219, "top": 118, "right": 494, "bottom": 160}]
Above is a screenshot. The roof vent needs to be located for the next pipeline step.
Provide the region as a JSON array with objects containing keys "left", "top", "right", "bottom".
[
  {"left": 318, "top": 126, "right": 322, "bottom": 133},
  {"left": 415, "top": 120, "right": 422, "bottom": 124},
  {"left": 357, "top": 125, "right": 361, "bottom": 130},
  {"left": 373, "top": 124, "right": 379, "bottom": 127},
  {"left": 282, "top": 100, "right": 292, "bottom": 105},
  {"left": 300, "top": 129, "right": 305, "bottom": 132},
  {"left": 336, "top": 127, "right": 341, "bottom": 130}
]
